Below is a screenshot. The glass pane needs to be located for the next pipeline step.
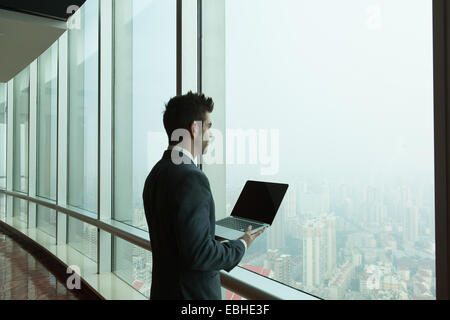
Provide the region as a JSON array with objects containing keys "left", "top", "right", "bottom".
[
  {"left": 113, "top": 236, "right": 152, "bottom": 298},
  {"left": 0, "top": 193, "right": 5, "bottom": 221},
  {"left": 68, "top": 216, "right": 97, "bottom": 262},
  {"left": 113, "top": 0, "right": 176, "bottom": 230},
  {"left": 223, "top": 0, "right": 435, "bottom": 300},
  {"left": 13, "top": 197, "right": 27, "bottom": 224},
  {"left": 13, "top": 67, "right": 30, "bottom": 194},
  {"left": 67, "top": 0, "right": 99, "bottom": 213},
  {"left": 37, "top": 42, "right": 58, "bottom": 200},
  {"left": 36, "top": 205, "right": 57, "bottom": 239},
  {"left": 0, "top": 82, "right": 6, "bottom": 189}
]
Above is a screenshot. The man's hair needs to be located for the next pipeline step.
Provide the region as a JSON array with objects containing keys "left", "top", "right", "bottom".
[{"left": 163, "top": 91, "right": 214, "bottom": 145}]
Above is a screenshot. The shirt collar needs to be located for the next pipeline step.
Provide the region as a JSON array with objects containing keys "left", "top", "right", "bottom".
[{"left": 167, "top": 145, "right": 196, "bottom": 165}]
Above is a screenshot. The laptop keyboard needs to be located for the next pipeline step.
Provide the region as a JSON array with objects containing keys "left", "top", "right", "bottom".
[{"left": 216, "top": 217, "right": 264, "bottom": 231}]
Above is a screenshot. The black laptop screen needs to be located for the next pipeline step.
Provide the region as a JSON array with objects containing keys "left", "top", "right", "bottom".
[{"left": 230, "top": 181, "right": 289, "bottom": 225}]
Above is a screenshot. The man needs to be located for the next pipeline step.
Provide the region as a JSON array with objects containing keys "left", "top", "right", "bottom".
[{"left": 142, "top": 92, "right": 264, "bottom": 300}]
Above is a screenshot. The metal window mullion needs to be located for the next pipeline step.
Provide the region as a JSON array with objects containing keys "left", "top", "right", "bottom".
[
  {"left": 177, "top": 0, "right": 182, "bottom": 95},
  {"left": 56, "top": 38, "right": 60, "bottom": 241},
  {"left": 110, "top": 0, "right": 116, "bottom": 273},
  {"left": 99, "top": 0, "right": 113, "bottom": 274},
  {"left": 433, "top": 0, "right": 450, "bottom": 301},
  {"left": 198, "top": 0, "right": 203, "bottom": 171},
  {"left": 197, "top": 0, "right": 202, "bottom": 94},
  {"left": 57, "top": 31, "right": 68, "bottom": 246},
  {"left": 97, "top": 0, "right": 102, "bottom": 275},
  {"left": 28, "top": 60, "right": 38, "bottom": 229},
  {"left": 6, "top": 80, "right": 13, "bottom": 218}
]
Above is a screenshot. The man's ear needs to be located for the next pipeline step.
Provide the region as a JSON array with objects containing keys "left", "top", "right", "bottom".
[{"left": 189, "top": 121, "right": 197, "bottom": 137}]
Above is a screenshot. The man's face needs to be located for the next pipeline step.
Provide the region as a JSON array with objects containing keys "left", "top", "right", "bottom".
[{"left": 202, "top": 112, "right": 213, "bottom": 155}]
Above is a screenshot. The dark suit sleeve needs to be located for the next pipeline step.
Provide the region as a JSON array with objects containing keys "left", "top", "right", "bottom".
[{"left": 174, "top": 171, "right": 245, "bottom": 272}]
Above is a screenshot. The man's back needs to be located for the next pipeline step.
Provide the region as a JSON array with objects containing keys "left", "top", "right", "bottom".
[{"left": 142, "top": 150, "right": 245, "bottom": 300}]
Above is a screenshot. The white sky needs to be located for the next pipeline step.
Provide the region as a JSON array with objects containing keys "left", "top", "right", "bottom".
[{"left": 225, "top": 0, "right": 434, "bottom": 182}]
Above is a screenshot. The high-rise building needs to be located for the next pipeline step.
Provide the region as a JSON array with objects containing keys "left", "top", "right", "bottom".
[
  {"left": 83, "top": 224, "right": 97, "bottom": 261},
  {"left": 324, "top": 215, "right": 337, "bottom": 276},
  {"left": 299, "top": 181, "right": 330, "bottom": 218},
  {"left": 363, "top": 185, "right": 380, "bottom": 203},
  {"left": 133, "top": 207, "right": 147, "bottom": 230},
  {"left": 401, "top": 185, "right": 413, "bottom": 207},
  {"left": 302, "top": 219, "right": 325, "bottom": 288},
  {"left": 403, "top": 205, "right": 419, "bottom": 244},
  {"left": 273, "top": 254, "right": 293, "bottom": 284},
  {"left": 285, "top": 185, "right": 297, "bottom": 219},
  {"left": 328, "top": 261, "right": 354, "bottom": 299},
  {"left": 267, "top": 196, "right": 287, "bottom": 250},
  {"left": 368, "top": 202, "right": 387, "bottom": 227},
  {"left": 302, "top": 214, "right": 337, "bottom": 289}
]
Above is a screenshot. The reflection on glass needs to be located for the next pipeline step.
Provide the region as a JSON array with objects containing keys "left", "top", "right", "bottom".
[
  {"left": 113, "top": 236, "right": 152, "bottom": 298},
  {"left": 37, "top": 205, "right": 56, "bottom": 239},
  {"left": 68, "top": 216, "right": 97, "bottom": 262},
  {"left": 223, "top": 0, "right": 435, "bottom": 300},
  {"left": 0, "top": 193, "right": 5, "bottom": 221},
  {"left": 13, "top": 197, "right": 27, "bottom": 224},
  {"left": 13, "top": 67, "right": 30, "bottom": 194},
  {"left": 113, "top": 0, "right": 176, "bottom": 231},
  {"left": 67, "top": 0, "right": 98, "bottom": 213},
  {"left": 0, "top": 82, "right": 6, "bottom": 189},
  {"left": 37, "top": 42, "right": 58, "bottom": 201}
]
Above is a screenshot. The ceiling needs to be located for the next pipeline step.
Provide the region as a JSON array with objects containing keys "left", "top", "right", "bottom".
[
  {"left": 0, "top": 0, "right": 86, "bottom": 21},
  {"left": 0, "top": 0, "right": 85, "bottom": 83}
]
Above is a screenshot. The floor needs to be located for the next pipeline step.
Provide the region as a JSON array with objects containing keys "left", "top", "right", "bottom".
[{"left": 0, "top": 226, "right": 99, "bottom": 300}]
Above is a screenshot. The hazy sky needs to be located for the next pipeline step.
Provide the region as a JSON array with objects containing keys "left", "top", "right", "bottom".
[{"left": 225, "top": 0, "right": 434, "bottom": 183}]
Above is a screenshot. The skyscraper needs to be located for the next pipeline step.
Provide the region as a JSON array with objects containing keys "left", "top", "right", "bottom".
[
  {"left": 324, "top": 215, "right": 337, "bottom": 277},
  {"left": 267, "top": 193, "right": 288, "bottom": 250},
  {"left": 302, "top": 215, "right": 337, "bottom": 289},
  {"left": 299, "top": 181, "right": 330, "bottom": 219},
  {"left": 403, "top": 205, "right": 419, "bottom": 244},
  {"left": 302, "top": 218, "right": 326, "bottom": 288},
  {"left": 285, "top": 185, "right": 297, "bottom": 219},
  {"left": 273, "top": 254, "right": 293, "bottom": 284}
]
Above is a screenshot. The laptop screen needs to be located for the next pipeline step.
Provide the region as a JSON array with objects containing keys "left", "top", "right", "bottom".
[{"left": 230, "top": 180, "right": 289, "bottom": 225}]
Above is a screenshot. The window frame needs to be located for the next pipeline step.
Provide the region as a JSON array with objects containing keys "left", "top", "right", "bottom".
[
  {"left": 1, "top": 0, "right": 447, "bottom": 300},
  {"left": 433, "top": 0, "right": 450, "bottom": 300}
]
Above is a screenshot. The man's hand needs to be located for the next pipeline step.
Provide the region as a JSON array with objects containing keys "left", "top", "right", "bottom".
[{"left": 239, "top": 225, "right": 265, "bottom": 249}]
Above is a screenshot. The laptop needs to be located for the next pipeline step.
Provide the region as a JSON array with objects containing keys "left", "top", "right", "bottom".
[{"left": 215, "top": 180, "right": 289, "bottom": 240}]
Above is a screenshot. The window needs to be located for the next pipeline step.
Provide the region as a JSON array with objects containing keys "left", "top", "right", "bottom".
[
  {"left": 0, "top": 193, "right": 5, "bottom": 221},
  {"left": 214, "top": 0, "right": 436, "bottom": 300},
  {"left": 37, "top": 42, "right": 58, "bottom": 201},
  {"left": 13, "top": 197, "right": 27, "bottom": 224},
  {"left": 113, "top": 236, "right": 152, "bottom": 298},
  {"left": 0, "top": 83, "right": 6, "bottom": 189},
  {"left": 68, "top": 216, "right": 98, "bottom": 262},
  {"left": 112, "top": 0, "right": 176, "bottom": 230},
  {"left": 12, "top": 67, "right": 30, "bottom": 194},
  {"left": 67, "top": 0, "right": 99, "bottom": 213},
  {"left": 36, "top": 205, "right": 56, "bottom": 239}
]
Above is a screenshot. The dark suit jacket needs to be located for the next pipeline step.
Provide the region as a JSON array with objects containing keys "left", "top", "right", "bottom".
[{"left": 142, "top": 149, "right": 245, "bottom": 300}]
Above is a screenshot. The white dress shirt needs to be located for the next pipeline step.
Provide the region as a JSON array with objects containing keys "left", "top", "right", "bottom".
[{"left": 168, "top": 145, "right": 196, "bottom": 165}]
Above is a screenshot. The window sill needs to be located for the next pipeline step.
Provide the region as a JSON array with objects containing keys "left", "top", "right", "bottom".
[
  {"left": 0, "top": 216, "right": 147, "bottom": 300},
  {"left": 221, "top": 266, "right": 320, "bottom": 300}
]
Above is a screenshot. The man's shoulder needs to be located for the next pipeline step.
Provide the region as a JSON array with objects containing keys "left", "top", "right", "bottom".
[
  {"left": 178, "top": 166, "right": 209, "bottom": 189},
  {"left": 148, "top": 158, "right": 207, "bottom": 185}
]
